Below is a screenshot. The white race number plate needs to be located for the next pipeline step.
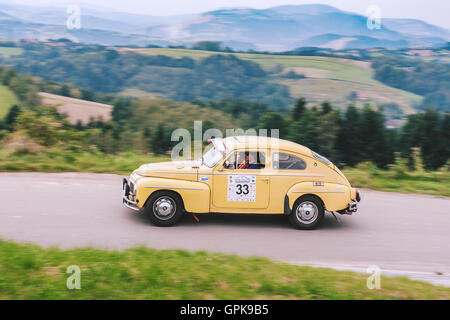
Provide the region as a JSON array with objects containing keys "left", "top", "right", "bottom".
[{"left": 227, "top": 175, "right": 256, "bottom": 202}]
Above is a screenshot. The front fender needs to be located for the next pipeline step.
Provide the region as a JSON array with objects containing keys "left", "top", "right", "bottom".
[
  {"left": 135, "top": 177, "right": 210, "bottom": 213},
  {"left": 286, "top": 182, "right": 352, "bottom": 212}
]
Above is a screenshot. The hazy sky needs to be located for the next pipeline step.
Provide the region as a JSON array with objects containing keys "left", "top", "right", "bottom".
[{"left": 6, "top": 0, "right": 450, "bottom": 29}]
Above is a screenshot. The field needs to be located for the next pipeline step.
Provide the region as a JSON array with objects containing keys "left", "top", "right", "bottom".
[
  {"left": 1, "top": 239, "right": 449, "bottom": 299},
  {"left": 118, "top": 88, "right": 165, "bottom": 100},
  {"left": 0, "top": 85, "right": 19, "bottom": 118},
  {"left": 125, "top": 48, "right": 422, "bottom": 114},
  {"left": 0, "top": 47, "right": 23, "bottom": 58},
  {"left": 38, "top": 92, "right": 113, "bottom": 125}
]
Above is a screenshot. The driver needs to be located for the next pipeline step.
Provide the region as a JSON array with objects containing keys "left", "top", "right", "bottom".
[{"left": 238, "top": 152, "right": 262, "bottom": 169}]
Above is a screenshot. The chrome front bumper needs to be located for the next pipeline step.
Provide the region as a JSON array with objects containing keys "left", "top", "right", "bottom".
[{"left": 123, "top": 178, "right": 140, "bottom": 212}]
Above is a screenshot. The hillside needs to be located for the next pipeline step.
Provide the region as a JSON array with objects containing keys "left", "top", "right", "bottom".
[
  {"left": 4, "top": 44, "right": 293, "bottom": 111},
  {"left": 0, "top": 84, "right": 18, "bottom": 118},
  {"left": 126, "top": 48, "right": 422, "bottom": 115}
]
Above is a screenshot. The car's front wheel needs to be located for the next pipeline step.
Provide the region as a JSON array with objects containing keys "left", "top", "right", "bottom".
[
  {"left": 144, "top": 191, "right": 184, "bottom": 226},
  {"left": 289, "top": 195, "right": 324, "bottom": 230}
]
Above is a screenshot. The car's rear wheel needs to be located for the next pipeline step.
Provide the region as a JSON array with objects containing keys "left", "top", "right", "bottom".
[
  {"left": 289, "top": 195, "right": 324, "bottom": 230},
  {"left": 144, "top": 191, "right": 184, "bottom": 226}
]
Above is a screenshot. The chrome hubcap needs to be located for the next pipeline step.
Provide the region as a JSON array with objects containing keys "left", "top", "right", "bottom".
[
  {"left": 296, "top": 201, "right": 318, "bottom": 224},
  {"left": 153, "top": 196, "right": 176, "bottom": 220}
]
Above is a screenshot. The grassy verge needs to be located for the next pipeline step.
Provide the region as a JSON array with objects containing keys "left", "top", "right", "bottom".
[
  {"left": 0, "top": 150, "right": 167, "bottom": 174},
  {"left": 0, "top": 150, "right": 448, "bottom": 197},
  {"left": 344, "top": 162, "right": 450, "bottom": 197},
  {"left": 0, "top": 239, "right": 449, "bottom": 300}
]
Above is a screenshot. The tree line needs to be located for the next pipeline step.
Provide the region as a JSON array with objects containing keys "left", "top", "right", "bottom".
[
  {"left": 270, "top": 98, "right": 448, "bottom": 170},
  {"left": 1, "top": 92, "right": 448, "bottom": 171},
  {"left": 372, "top": 56, "right": 450, "bottom": 112}
]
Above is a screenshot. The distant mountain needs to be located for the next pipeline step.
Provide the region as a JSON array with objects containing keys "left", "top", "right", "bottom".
[
  {"left": 383, "top": 18, "right": 450, "bottom": 39},
  {"left": 144, "top": 5, "right": 450, "bottom": 51},
  {"left": 0, "top": 9, "right": 14, "bottom": 20},
  {"left": 0, "top": 2, "right": 197, "bottom": 33},
  {"left": 270, "top": 4, "right": 340, "bottom": 15},
  {"left": 0, "top": 3, "right": 448, "bottom": 51},
  {"left": 299, "top": 33, "right": 409, "bottom": 50}
]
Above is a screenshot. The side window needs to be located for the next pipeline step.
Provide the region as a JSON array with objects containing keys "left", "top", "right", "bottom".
[
  {"left": 223, "top": 151, "right": 266, "bottom": 170},
  {"left": 273, "top": 153, "right": 306, "bottom": 170}
]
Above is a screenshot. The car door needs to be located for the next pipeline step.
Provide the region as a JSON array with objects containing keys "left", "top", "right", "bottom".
[{"left": 212, "top": 149, "right": 270, "bottom": 209}]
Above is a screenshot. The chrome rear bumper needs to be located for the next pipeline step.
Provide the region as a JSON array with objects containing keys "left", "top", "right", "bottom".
[
  {"left": 123, "top": 178, "right": 140, "bottom": 212},
  {"left": 348, "top": 201, "right": 358, "bottom": 212},
  {"left": 338, "top": 201, "right": 358, "bottom": 215}
]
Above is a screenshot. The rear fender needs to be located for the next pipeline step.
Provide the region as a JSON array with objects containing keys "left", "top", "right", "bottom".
[{"left": 286, "top": 181, "right": 352, "bottom": 212}]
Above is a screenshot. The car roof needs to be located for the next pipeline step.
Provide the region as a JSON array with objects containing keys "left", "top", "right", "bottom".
[{"left": 220, "top": 136, "right": 313, "bottom": 157}]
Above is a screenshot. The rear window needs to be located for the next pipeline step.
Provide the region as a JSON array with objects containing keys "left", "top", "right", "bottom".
[
  {"left": 273, "top": 153, "right": 306, "bottom": 170},
  {"left": 312, "top": 151, "right": 331, "bottom": 165}
]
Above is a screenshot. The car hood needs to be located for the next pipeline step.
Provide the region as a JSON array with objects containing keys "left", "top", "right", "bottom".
[{"left": 135, "top": 160, "right": 200, "bottom": 181}]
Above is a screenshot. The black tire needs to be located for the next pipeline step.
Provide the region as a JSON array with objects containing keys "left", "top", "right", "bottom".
[
  {"left": 144, "top": 191, "right": 184, "bottom": 226},
  {"left": 289, "top": 195, "right": 324, "bottom": 230}
]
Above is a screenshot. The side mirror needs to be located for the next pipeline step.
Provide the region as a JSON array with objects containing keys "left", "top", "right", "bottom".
[{"left": 224, "top": 160, "right": 230, "bottom": 169}]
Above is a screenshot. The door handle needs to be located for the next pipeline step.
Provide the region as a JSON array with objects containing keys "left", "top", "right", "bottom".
[
  {"left": 261, "top": 178, "right": 269, "bottom": 181},
  {"left": 217, "top": 169, "right": 224, "bottom": 172}
]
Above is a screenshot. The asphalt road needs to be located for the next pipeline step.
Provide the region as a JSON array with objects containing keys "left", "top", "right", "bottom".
[{"left": 1, "top": 172, "right": 449, "bottom": 286}]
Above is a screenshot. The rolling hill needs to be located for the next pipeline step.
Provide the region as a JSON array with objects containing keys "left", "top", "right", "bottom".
[{"left": 126, "top": 47, "right": 422, "bottom": 117}]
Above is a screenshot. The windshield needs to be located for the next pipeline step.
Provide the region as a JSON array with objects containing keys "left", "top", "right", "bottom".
[{"left": 201, "top": 144, "right": 224, "bottom": 168}]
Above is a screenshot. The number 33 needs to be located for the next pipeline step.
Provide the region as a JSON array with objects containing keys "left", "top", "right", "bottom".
[{"left": 236, "top": 184, "right": 249, "bottom": 195}]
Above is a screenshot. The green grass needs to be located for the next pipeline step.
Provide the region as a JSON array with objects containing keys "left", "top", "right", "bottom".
[
  {"left": 130, "top": 48, "right": 373, "bottom": 83},
  {"left": 343, "top": 163, "right": 450, "bottom": 197},
  {"left": 0, "top": 150, "right": 448, "bottom": 197},
  {"left": 0, "top": 239, "right": 449, "bottom": 299},
  {"left": 0, "top": 149, "right": 167, "bottom": 174},
  {"left": 0, "top": 47, "right": 23, "bottom": 57},
  {"left": 126, "top": 48, "right": 422, "bottom": 114},
  {"left": 118, "top": 88, "right": 165, "bottom": 99},
  {"left": 0, "top": 85, "right": 19, "bottom": 118}
]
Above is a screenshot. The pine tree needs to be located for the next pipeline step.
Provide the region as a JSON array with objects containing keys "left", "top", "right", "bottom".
[
  {"left": 335, "top": 105, "right": 361, "bottom": 166},
  {"left": 152, "top": 123, "right": 168, "bottom": 154},
  {"left": 143, "top": 127, "right": 152, "bottom": 153},
  {"left": 4, "top": 104, "right": 22, "bottom": 131},
  {"left": 441, "top": 115, "right": 450, "bottom": 166},
  {"left": 359, "top": 105, "right": 392, "bottom": 169},
  {"left": 288, "top": 108, "right": 320, "bottom": 152},
  {"left": 292, "top": 97, "right": 307, "bottom": 121},
  {"left": 420, "top": 108, "right": 443, "bottom": 170},
  {"left": 257, "top": 112, "right": 286, "bottom": 138},
  {"left": 321, "top": 101, "right": 332, "bottom": 115}
]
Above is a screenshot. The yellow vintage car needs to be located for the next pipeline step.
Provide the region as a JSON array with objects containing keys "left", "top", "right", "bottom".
[{"left": 123, "top": 136, "right": 360, "bottom": 229}]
